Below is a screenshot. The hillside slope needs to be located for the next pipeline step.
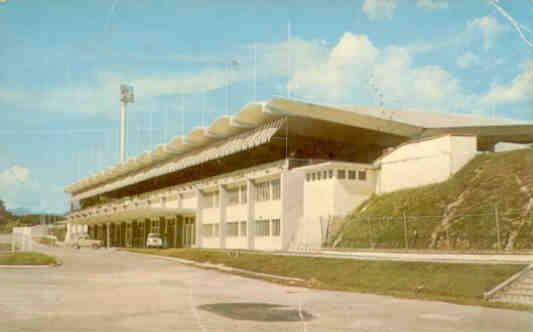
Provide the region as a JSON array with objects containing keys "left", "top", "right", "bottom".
[{"left": 333, "top": 149, "right": 533, "bottom": 250}]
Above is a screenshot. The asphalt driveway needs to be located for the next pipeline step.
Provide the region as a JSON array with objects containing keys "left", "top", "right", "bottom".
[{"left": 0, "top": 245, "right": 531, "bottom": 332}]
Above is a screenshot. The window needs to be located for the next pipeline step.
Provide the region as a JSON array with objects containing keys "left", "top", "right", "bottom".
[
  {"left": 317, "top": 172, "right": 321, "bottom": 180},
  {"left": 240, "top": 185, "right": 247, "bottom": 204},
  {"left": 271, "top": 179, "right": 280, "bottom": 200},
  {"left": 240, "top": 221, "right": 247, "bottom": 236},
  {"left": 204, "top": 191, "right": 219, "bottom": 208},
  {"left": 306, "top": 173, "right": 311, "bottom": 182},
  {"left": 227, "top": 188, "right": 239, "bottom": 205},
  {"left": 161, "top": 197, "right": 167, "bottom": 207},
  {"left": 348, "top": 170, "right": 357, "bottom": 180},
  {"left": 213, "top": 224, "right": 219, "bottom": 237},
  {"left": 328, "top": 170, "right": 333, "bottom": 178},
  {"left": 256, "top": 182, "right": 270, "bottom": 202},
  {"left": 358, "top": 170, "right": 367, "bottom": 181},
  {"left": 255, "top": 219, "right": 270, "bottom": 236},
  {"left": 226, "top": 222, "right": 239, "bottom": 237},
  {"left": 271, "top": 219, "right": 281, "bottom": 236},
  {"left": 323, "top": 170, "right": 328, "bottom": 179},
  {"left": 312, "top": 173, "right": 316, "bottom": 181},
  {"left": 337, "top": 170, "right": 346, "bottom": 179}
]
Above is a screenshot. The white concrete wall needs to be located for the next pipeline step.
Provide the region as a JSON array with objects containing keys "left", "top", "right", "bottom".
[
  {"left": 225, "top": 236, "right": 248, "bottom": 249},
  {"left": 291, "top": 162, "right": 376, "bottom": 249},
  {"left": 377, "top": 135, "right": 477, "bottom": 194},
  {"left": 281, "top": 170, "right": 305, "bottom": 250},
  {"left": 181, "top": 192, "right": 196, "bottom": 209}
]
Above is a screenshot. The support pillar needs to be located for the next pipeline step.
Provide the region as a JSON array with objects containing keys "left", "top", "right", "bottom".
[
  {"left": 194, "top": 188, "right": 203, "bottom": 248},
  {"left": 106, "top": 222, "right": 110, "bottom": 249},
  {"left": 219, "top": 185, "right": 227, "bottom": 249},
  {"left": 246, "top": 179, "right": 256, "bottom": 250}
]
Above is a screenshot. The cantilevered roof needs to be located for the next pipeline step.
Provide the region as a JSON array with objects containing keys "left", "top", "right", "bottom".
[
  {"left": 68, "top": 119, "right": 285, "bottom": 200},
  {"left": 65, "top": 97, "right": 532, "bottom": 195}
]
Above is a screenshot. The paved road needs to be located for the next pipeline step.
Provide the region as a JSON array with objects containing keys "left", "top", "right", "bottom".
[{"left": 0, "top": 245, "right": 531, "bottom": 332}]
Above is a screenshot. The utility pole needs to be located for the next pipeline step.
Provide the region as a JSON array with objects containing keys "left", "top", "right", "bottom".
[
  {"left": 495, "top": 204, "right": 502, "bottom": 250},
  {"left": 119, "top": 85, "right": 134, "bottom": 163}
]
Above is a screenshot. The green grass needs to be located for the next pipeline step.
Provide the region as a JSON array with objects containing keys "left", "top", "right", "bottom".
[
  {"left": 0, "top": 252, "right": 58, "bottom": 266},
  {"left": 0, "top": 243, "right": 11, "bottom": 251},
  {"left": 129, "top": 248, "right": 528, "bottom": 310},
  {"left": 335, "top": 150, "right": 533, "bottom": 250}
]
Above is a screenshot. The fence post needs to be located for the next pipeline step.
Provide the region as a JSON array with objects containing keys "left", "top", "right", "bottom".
[
  {"left": 403, "top": 213, "right": 408, "bottom": 249},
  {"left": 495, "top": 205, "right": 501, "bottom": 250},
  {"left": 367, "top": 218, "right": 373, "bottom": 249}
]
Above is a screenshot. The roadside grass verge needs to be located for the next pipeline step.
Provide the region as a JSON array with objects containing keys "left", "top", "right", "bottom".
[
  {"left": 0, "top": 252, "right": 58, "bottom": 266},
  {"left": 0, "top": 243, "right": 11, "bottom": 251},
  {"left": 129, "top": 248, "right": 530, "bottom": 311}
]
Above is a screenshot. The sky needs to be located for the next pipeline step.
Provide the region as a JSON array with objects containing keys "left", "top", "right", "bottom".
[{"left": 0, "top": 0, "right": 532, "bottom": 214}]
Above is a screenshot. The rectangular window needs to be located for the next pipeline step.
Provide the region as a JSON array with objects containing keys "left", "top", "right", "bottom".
[
  {"left": 256, "top": 182, "right": 270, "bottom": 202},
  {"left": 328, "top": 170, "right": 333, "bottom": 178},
  {"left": 317, "top": 172, "right": 321, "bottom": 180},
  {"left": 240, "top": 185, "right": 247, "bottom": 204},
  {"left": 204, "top": 192, "right": 219, "bottom": 208},
  {"left": 312, "top": 173, "right": 316, "bottom": 181},
  {"left": 240, "top": 221, "right": 247, "bottom": 237},
  {"left": 323, "top": 170, "right": 328, "bottom": 179},
  {"left": 348, "top": 170, "right": 357, "bottom": 180},
  {"left": 226, "top": 222, "right": 239, "bottom": 237},
  {"left": 337, "top": 170, "right": 346, "bottom": 179},
  {"left": 306, "top": 173, "right": 311, "bottom": 182},
  {"left": 271, "top": 179, "right": 281, "bottom": 200},
  {"left": 227, "top": 188, "right": 239, "bottom": 205},
  {"left": 271, "top": 219, "right": 281, "bottom": 236},
  {"left": 255, "top": 219, "right": 270, "bottom": 236},
  {"left": 358, "top": 170, "right": 367, "bottom": 181}
]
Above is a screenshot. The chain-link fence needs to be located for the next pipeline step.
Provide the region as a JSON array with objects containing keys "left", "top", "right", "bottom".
[{"left": 328, "top": 209, "right": 533, "bottom": 250}]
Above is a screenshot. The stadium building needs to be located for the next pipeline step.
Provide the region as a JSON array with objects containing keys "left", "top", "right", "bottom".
[{"left": 64, "top": 98, "right": 533, "bottom": 250}]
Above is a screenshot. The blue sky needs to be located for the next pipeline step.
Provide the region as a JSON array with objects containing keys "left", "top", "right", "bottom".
[{"left": 1, "top": 0, "right": 532, "bottom": 213}]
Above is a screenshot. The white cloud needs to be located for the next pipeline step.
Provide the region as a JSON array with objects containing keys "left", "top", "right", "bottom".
[
  {"left": 466, "top": 16, "right": 506, "bottom": 50},
  {"left": 287, "top": 32, "right": 474, "bottom": 112},
  {"left": 482, "top": 60, "right": 533, "bottom": 105},
  {"left": 0, "top": 165, "right": 29, "bottom": 189},
  {"left": 417, "top": 0, "right": 448, "bottom": 10},
  {"left": 362, "top": 0, "right": 397, "bottom": 21},
  {"left": 457, "top": 52, "right": 480, "bottom": 69}
]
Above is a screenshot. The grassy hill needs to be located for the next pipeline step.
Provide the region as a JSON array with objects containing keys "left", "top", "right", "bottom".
[{"left": 333, "top": 149, "right": 533, "bottom": 250}]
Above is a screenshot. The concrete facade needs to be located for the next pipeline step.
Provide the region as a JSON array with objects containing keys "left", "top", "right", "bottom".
[{"left": 376, "top": 135, "right": 478, "bottom": 194}]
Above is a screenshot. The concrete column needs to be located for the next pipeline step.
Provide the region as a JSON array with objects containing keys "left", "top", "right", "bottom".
[
  {"left": 280, "top": 171, "right": 289, "bottom": 250},
  {"left": 106, "top": 222, "right": 110, "bottom": 249},
  {"left": 194, "top": 188, "right": 203, "bottom": 248},
  {"left": 246, "top": 179, "right": 256, "bottom": 250},
  {"left": 177, "top": 193, "right": 183, "bottom": 209},
  {"left": 219, "top": 185, "right": 228, "bottom": 249}
]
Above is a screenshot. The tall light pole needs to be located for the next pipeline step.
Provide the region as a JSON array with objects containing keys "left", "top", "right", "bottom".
[{"left": 119, "top": 84, "right": 134, "bottom": 163}]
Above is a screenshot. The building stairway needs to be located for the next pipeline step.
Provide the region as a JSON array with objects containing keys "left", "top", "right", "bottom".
[{"left": 487, "top": 265, "right": 533, "bottom": 306}]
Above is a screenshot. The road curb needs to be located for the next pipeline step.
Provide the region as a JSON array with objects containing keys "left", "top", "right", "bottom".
[{"left": 123, "top": 250, "right": 305, "bottom": 284}]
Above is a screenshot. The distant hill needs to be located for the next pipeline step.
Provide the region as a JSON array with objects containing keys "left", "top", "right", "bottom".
[
  {"left": 332, "top": 149, "right": 533, "bottom": 250},
  {"left": 9, "top": 207, "right": 35, "bottom": 216}
]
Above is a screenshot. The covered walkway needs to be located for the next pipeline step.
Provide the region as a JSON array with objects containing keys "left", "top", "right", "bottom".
[{"left": 70, "top": 208, "right": 196, "bottom": 249}]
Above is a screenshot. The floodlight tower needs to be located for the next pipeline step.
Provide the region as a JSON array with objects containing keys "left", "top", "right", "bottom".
[{"left": 119, "top": 84, "right": 134, "bottom": 163}]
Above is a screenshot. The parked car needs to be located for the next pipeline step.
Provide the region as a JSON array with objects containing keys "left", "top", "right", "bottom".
[
  {"left": 146, "top": 233, "right": 165, "bottom": 248},
  {"left": 75, "top": 234, "right": 102, "bottom": 249}
]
